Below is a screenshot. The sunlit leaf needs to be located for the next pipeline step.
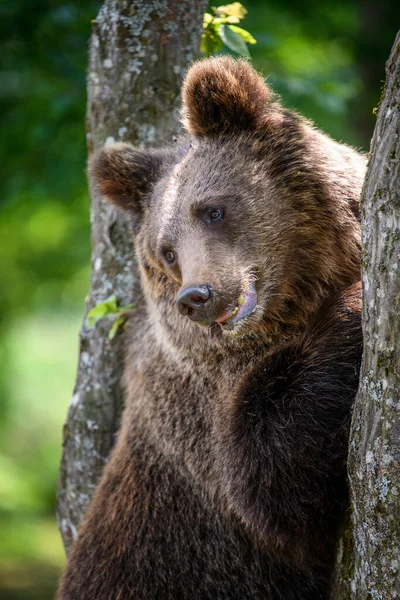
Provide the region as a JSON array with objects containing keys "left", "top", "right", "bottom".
[
  {"left": 212, "top": 2, "right": 247, "bottom": 20},
  {"left": 203, "top": 11, "right": 240, "bottom": 30},
  {"left": 219, "top": 24, "right": 251, "bottom": 57},
  {"left": 218, "top": 15, "right": 241, "bottom": 24},
  {"left": 228, "top": 25, "right": 257, "bottom": 45}
]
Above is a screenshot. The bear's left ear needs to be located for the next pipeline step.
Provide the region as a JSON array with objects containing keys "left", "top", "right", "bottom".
[{"left": 88, "top": 143, "right": 166, "bottom": 218}]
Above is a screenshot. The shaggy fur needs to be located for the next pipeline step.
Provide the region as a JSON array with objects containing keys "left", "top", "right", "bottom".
[{"left": 58, "top": 57, "right": 365, "bottom": 599}]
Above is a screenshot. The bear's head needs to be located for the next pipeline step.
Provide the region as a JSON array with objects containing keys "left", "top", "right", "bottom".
[{"left": 89, "top": 57, "right": 364, "bottom": 347}]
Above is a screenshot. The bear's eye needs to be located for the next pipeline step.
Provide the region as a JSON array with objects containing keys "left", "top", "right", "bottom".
[
  {"left": 208, "top": 208, "right": 224, "bottom": 222},
  {"left": 163, "top": 249, "right": 175, "bottom": 264}
]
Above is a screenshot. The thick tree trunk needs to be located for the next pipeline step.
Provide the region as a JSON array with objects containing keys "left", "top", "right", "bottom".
[
  {"left": 57, "top": 0, "right": 207, "bottom": 554},
  {"left": 333, "top": 31, "right": 400, "bottom": 598}
]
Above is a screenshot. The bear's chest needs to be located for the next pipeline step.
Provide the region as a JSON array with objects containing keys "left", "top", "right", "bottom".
[{"left": 123, "top": 328, "right": 255, "bottom": 487}]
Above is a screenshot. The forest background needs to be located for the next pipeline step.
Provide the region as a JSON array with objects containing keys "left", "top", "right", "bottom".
[{"left": 0, "top": 1, "right": 399, "bottom": 598}]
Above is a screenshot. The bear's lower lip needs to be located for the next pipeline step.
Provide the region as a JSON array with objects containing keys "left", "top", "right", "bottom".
[{"left": 214, "top": 281, "right": 258, "bottom": 328}]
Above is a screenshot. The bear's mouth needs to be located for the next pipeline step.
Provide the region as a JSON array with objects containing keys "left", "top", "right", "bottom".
[{"left": 214, "top": 280, "right": 258, "bottom": 330}]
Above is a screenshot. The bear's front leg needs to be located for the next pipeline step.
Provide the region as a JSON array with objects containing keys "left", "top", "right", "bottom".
[
  {"left": 215, "top": 286, "right": 362, "bottom": 572},
  {"left": 56, "top": 430, "right": 146, "bottom": 600}
]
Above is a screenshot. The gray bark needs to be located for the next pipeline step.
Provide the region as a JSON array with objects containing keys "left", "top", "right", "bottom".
[
  {"left": 57, "top": 0, "right": 207, "bottom": 554},
  {"left": 333, "top": 31, "right": 400, "bottom": 599}
]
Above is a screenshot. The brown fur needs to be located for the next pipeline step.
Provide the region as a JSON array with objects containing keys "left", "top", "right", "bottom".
[
  {"left": 182, "top": 56, "right": 274, "bottom": 136},
  {"left": 58, "top": 57, "right": 365, "bottom": 599}
]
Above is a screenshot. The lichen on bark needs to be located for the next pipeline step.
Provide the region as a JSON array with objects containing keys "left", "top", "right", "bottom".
[{"left": 57, "top": 0, "right": 207, "bottom": 554}]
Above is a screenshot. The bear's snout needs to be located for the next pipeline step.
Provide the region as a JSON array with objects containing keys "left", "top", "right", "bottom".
[{"left": 176, "top": 284, "right": 214, "bottom": 322}]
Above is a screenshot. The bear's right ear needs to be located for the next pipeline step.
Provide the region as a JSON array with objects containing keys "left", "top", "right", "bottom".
[
  {"left": 88, "top": 143, "right": 165, "bottom": 218},
  {"left": 181, "top": 57, "right": 276, "bottom": 137}
]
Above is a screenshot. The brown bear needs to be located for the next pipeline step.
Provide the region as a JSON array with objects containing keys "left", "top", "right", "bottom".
[{"left": 57, "top": 57, "right": 365, "bottom": 600}]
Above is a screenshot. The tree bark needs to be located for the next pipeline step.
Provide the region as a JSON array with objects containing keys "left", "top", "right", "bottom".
[
  {"left": 333, "top": 31, "right": 400, "bottom": 599},
  {"left": 57, "top": 0, "right": 207, "bottom": 554}
]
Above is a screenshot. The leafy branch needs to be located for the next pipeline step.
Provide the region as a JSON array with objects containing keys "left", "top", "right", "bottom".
[
  {"left": 87, "top": 295, "right": 135, "bottom": 340},
  {"left": 201, "top": 2, "right": 257, "bottom": 58}
]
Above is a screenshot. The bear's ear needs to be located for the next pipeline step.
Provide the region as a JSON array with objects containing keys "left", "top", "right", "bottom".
[
  {"left": 181, "top": 57, "right": 275, "bottom": 137},
  {"left": 88, "top": 143, "right": 165, "bottom": 217}
]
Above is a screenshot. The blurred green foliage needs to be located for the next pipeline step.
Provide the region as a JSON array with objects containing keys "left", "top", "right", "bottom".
[
  {"left": 0, "top": 1, "right": 100, "bottom": 321},
  {"left": 0, "top": 2, "right": 101, "bottom": 598},
  {"left": 0, "top": 0, "right": 398, "bottom": 598}
]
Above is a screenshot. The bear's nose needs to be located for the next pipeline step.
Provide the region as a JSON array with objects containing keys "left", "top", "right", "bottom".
[{"left": 177, "top": 284, "right": 212, "bottom": 317}]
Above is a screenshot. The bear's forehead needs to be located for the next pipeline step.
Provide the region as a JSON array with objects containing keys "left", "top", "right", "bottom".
[
  {"left": 151, "top": 142, "right": 275, "bottom": 247},
  {"left": 158, "top": 140, "right": 265, "bottom": 210}
]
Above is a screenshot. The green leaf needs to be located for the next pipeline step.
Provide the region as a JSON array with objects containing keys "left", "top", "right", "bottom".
[
  {"left": 87, "top": 295, "right": 118, "bottom": 327},
  {"left": 202, "top": 4, "right": 255, "bottom": 56},
  {"left": 228, "top": 25, "right": 257, "bottom": 45},
  {"left": 201, "top": 31, "right": 223, "bottom": 55},
  {"left": 108, "top": 316, "right": 127, "bottom": 340},
  {"left": 219, "top": 24, "right": 251, "bottom": 57},
  {"left": 87, "top": 296, "right": 134, "bottom": 328}
]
